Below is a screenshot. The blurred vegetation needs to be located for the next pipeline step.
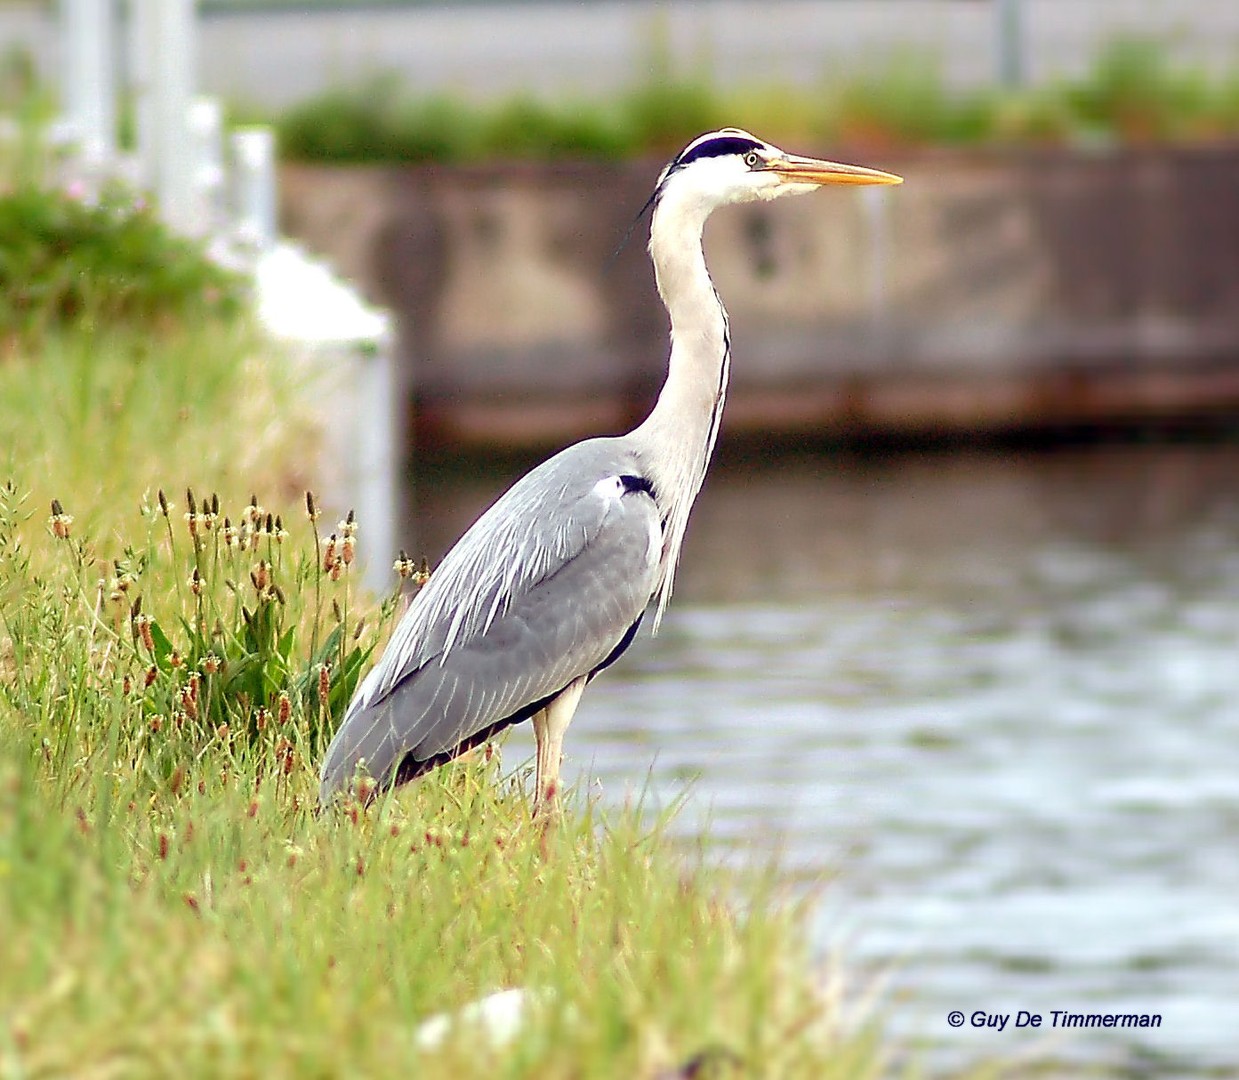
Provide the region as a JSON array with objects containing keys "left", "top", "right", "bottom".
[
  {"left": 0, "top": 41, "right": 56, "bottom": 186},
  {"left": 271, "top": 38, "right": 1239, "bottom": 163},
  {"left": 0, "top": 184, "right": 247, "bottom": 349},
  {"left": 0, "top": 44, "right": 246, "bottom": 350},
  {"left": 1061, "top": 36, "right": 1239, "bottom": 141}
]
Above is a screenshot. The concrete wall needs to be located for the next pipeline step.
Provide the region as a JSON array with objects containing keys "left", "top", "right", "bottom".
[{"left": 280, "top": 145, "right": 1239, "bottom": 447}]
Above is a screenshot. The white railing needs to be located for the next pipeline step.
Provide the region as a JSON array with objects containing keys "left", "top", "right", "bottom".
[{"left": 54, "top": 0, "right": 399, "bottom": 597}]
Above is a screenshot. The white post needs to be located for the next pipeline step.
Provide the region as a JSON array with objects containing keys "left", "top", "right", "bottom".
[
  {"left": 253, "top": 246, "right": 400, "bottom": 597},
  {"left": 62, "top": 0, "right": 116, "bottom": 170},
  {"left": 128, "top": 0, "right": 155, "bottom": 189},
  {"left": 995, "top": 0, "right": 1024, "bottom": 88},
  {"left": 131, "top": 0, "right": 197, "bottom": 232},
  {"left": 231, "top": 127, "right": 277, "bottom": 253},
  {"left": 188, "top": 96, "right": 225, "bottom": 236},
  {"left": 355, "top": 329, "right": 400, "bottom": 597}
]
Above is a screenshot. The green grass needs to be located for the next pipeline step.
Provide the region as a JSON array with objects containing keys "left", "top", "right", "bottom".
[
  {"left": 266, "top": 37, "right": 1239, "bottom": 165},
  {"left": 0, "top": 325, "right": 309, "bottom": 538},
  {"left": 0, "top": 185, "right": 247, "bottom": 348},
  {"left": 0, "top": 324, "right": 903, "bottom": 1077}
]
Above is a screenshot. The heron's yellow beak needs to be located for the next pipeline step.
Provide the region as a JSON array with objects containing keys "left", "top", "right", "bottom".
[{"left": 769, "top": 154, "right": 903, "bottom": 186}]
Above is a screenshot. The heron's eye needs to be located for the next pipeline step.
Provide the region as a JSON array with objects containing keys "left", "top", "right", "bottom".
[{"left": 744, "top": 151, "right": 762, "bottom": 169}]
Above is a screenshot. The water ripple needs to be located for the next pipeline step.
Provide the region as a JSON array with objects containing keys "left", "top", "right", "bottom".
[{"left": 433, "top": 445, "right": 1239, "bottom": 1078}]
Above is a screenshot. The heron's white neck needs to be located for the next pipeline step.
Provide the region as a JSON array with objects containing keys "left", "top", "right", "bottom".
[{"left": 631, "top": 193, "right": 731, "bottom": 627}]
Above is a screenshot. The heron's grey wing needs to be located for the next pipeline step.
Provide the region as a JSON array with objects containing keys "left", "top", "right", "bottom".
[{"left": 320, "top": 447, "right": 660, "bottom": 799}]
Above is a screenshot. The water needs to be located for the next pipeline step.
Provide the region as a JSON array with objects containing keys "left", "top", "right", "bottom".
[{"left": 412, "top": 443, "right": 1239, "bottom": 1078}]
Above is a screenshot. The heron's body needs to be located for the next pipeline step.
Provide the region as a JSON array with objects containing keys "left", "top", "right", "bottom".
[
  {"left": 320, "top": 129, "right": 901, "bottom": 806},
  {"left": 330, "top": 438, "right": 660, "bottom": 789}
]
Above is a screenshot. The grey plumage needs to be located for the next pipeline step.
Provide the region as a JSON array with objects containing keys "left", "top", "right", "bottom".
[
  {"left": 320, "top": 439, "right": 659, "bottom": 795},
  {"left": 319, "top": 128, "right": 901, "bottom": 805}
]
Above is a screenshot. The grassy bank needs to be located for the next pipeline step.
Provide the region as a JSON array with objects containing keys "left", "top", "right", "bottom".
[
  {"left": 269, "top": 38, "right": 1239, "bottom": 164},
  {"left": 0, "top": 322, "right": 902, "bottom": 1077}
]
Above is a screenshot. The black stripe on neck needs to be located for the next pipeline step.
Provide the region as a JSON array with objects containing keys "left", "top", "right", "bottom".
[{"left": 620, "top": 474, "right": 656, "bottom": 498}]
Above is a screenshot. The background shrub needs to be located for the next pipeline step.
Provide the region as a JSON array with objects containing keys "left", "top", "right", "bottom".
[
  {"left": 266, "top": 37, "right": 1239, "bottom": 166},
  {"left": 0, "top": 183, "right": 247, "bottom": 347}
]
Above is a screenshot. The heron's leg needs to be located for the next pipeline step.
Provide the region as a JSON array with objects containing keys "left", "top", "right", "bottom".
[{"left": 532, "top": 675, "right": 587, "bottom": 813}]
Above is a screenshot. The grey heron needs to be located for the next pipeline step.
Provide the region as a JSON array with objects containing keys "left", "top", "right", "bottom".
[{"left": 320, "top": 128, "right": 901, "bottom": 809}]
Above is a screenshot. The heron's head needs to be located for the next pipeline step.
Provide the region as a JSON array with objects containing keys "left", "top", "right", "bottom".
[{"left": 653, "top": 128, "right": 901, "bottom": 217}]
